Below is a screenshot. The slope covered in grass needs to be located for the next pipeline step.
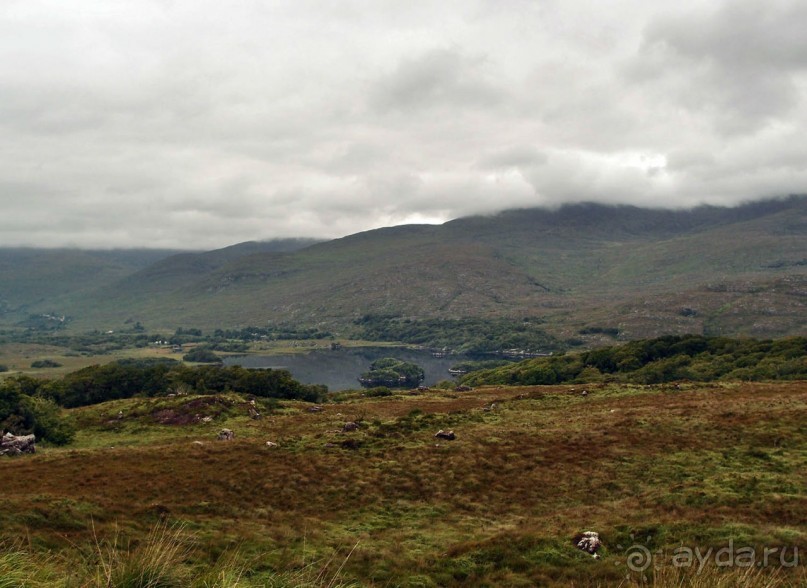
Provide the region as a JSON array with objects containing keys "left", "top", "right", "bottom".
[{"left": 0, "top": 381, "right": 804, "bottom": 586}]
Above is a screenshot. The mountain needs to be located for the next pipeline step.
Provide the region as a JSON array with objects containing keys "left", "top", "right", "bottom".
[
  {"left": 0, "top": 239, "right": 319, "bottom": 328},
  {"left": 0, "top": 248, "right": 179, "bottom": 324},
  {"left": 8, "top": 197, "right": 807, "bottom": 339}
]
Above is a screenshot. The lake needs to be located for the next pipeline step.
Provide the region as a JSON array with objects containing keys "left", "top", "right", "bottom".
[{"left": 224, "top": 346, "right": 470, "bottom": 391}]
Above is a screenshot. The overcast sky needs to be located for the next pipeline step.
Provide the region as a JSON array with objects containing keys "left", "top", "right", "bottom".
[{"left": 2, "top": 0, "right": 806, "bottom": 249}]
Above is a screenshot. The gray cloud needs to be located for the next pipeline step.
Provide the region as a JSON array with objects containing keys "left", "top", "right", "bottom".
[
  {"left": 0, "top": 0, "right": 805, "bottom": 249},
  {"left": 371, "top": 48, "right": 503, "bottom": 113}
]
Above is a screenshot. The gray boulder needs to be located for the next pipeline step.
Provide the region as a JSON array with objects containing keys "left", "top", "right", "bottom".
[{"left": 0, "top": 432, "right": 36, "bottom": 456}]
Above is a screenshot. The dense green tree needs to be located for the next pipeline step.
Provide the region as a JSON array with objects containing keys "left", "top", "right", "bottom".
[{"left": 182, "top": 347, "right": 223, "bottom": 363}]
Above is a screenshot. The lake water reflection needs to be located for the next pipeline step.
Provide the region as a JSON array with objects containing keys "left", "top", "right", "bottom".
[{"left": 224, "top": 346, "right": 469, "bottom": 391}]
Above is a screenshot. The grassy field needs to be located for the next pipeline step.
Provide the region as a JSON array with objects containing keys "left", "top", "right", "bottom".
[
  {"left": 0, "top": 381, "right": 805, "bottom": 586},
  {"left": 0, "top": 339, "right": 381, "bottom": 380},
  {"left": 0, "top": 342, "right": 180, "bottom": 378}
]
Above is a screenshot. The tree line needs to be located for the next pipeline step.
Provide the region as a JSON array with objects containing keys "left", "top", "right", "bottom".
[
  {"left": 353, "top": 315, "right": 563, "bottom": 354},
  {"left": 0, "top": 359, "right": 327, "bottom": 446},
  {"left": 461, "top": 335, "right": 807, "bottom": 386}
]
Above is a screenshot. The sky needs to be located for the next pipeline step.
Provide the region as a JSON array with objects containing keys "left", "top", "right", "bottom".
[{"left": 2, "top": 0, "right": 807, "bottom": 249}]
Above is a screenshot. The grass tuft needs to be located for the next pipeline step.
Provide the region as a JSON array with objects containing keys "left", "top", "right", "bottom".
[
  {"left": 91, "top": 521, "right": 191, "bottom": 588},
  {"left": 0, "top": 545, "right": 60, "bottom": 588}
]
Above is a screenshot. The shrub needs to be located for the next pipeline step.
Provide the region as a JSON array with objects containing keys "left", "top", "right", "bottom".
[
  {"left": 31, "top": 359, "right": 62, "bottom": 369},
  {"left": 0, "top": 380, "right": 75, "bottom": 445},
  {"left": 363, "top": 386, "right": 393, "bottom": 397}
]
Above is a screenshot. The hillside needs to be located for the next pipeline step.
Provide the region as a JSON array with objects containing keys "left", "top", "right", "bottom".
[
  {"left": 11, "top": 197, "right": 807, "bottom": 339},
  {"left": 1, "top": 381, "right": 805, "bottom": 586},
  {"left": 0, "top": 240, "right": 319, "bottom": 330},
  {"left": 0, "top": 248, "right": 179, "bottom": 325}
]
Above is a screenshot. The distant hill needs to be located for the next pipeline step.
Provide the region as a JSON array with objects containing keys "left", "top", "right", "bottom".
[
  {"left": 0, "top": 248, "right": 179, "bottom": 324},
  {"left": 6, "top": 198, "right": 807, "bottom": 340},
  {"left": 0, "top": 239, "right": 319, "bottom": 328}
]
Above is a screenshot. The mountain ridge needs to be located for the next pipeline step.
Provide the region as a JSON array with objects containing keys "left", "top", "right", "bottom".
[{"left": 3, "top": 197, "right": 806, "bottom": 340}]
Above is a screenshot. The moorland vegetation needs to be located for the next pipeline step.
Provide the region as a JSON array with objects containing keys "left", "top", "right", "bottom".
[
  {"left": 0, "top": 379, "right": 804, "bottom": 586},
  {"left": 0, "top": 334, "right": 805, "bottom": 585}
]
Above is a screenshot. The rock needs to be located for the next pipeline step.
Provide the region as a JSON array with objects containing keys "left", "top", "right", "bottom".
[
  {"left": 454, "top": 385, "right": 472, "bottom": 392},
  {"left": 217, "top": 429, "right": 235, "bottom": 441},
  {"left": 0, "top": 432, "right": 36, "bottom": 456},
  {"left": 581, "top": 390, "right": 589, "bottom": 397},
  {"left": 308, "top": 405, "right": 324, "bottom": 413},
  {"left": 434, "top": 430, "right": 456, "bottom": 441},
  {"left": 248, "top": 407, "right": 261, "bottom": 420},
  {"left": 573, "top": 531, "right": 602, "bottom": 558},
  {"left": 191, "top": 441, "right": 205, "bottom": 447},
  {"left": 342, "top": 421, "right": 360, "bottom": 432},
  {"left": 200, "top": 416, "right": 213, "bottom": 424},
  {"left": 265, "top": 441, "right": 278, "bottom": 448}
]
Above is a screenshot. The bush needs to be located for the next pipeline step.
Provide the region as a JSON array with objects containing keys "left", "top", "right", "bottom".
[
  {"left": 30, "top": 359, "right": 62, "bottom": 369},
  {"left": 363, "top": 386, "right": 393, "bottom": 397},
  {"left": 0, "top": 381, "right": 75, "bottom": 445}
]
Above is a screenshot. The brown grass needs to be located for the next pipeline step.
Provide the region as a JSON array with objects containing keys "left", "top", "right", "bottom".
[{"left": 0, "top": 382, "right": 804, "bottom": 586}]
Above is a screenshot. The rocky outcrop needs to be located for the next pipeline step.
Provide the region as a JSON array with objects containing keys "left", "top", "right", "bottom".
[
  {"left": 217, "top": 429, "right": 235, "bottom": 441},
  {"left": 0, "top": 432, "right": 36, "bottom": 456}
]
